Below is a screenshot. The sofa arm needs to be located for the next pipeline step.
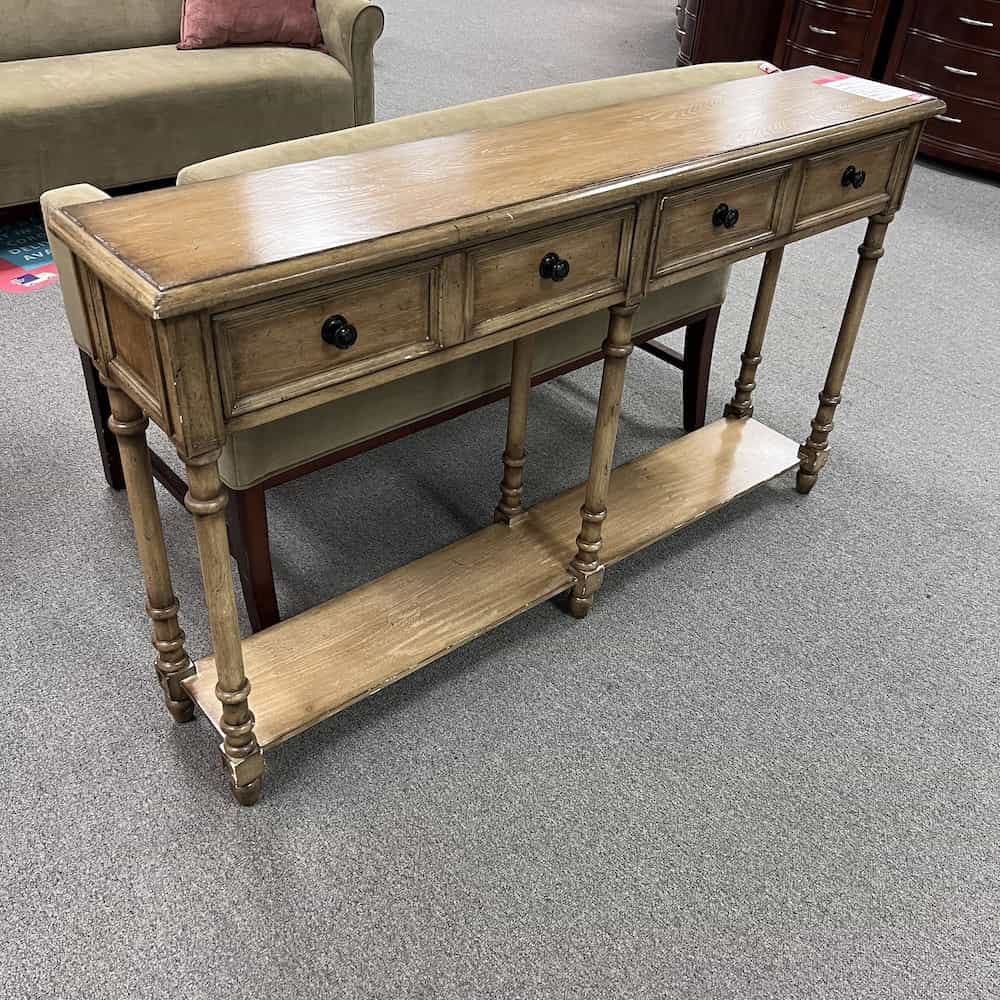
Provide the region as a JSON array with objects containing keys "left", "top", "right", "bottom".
[
  {"left": 316, "top": 0, "right": 385, "bottom": 125},
  {"left": 40, "top": 184, "right": 111, "bottom": 358}
]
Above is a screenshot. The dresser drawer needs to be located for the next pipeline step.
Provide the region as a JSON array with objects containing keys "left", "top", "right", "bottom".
[
  {"left": 896, "top": 31, "right": 1000, "bottom": 103},
  {"left": 910, "top": 0, "right": 1000, "bottom": 52},
  {"left": 467, "top": 207, "right": 634, "bottom": 338},
  {"left": 676, "top": 9, "right": 696, "bottom": 38},
  {"left": 651, "top": 166, "right": 790, "bottom": 279},
  {"left": 783, "top": 44, "right": 859, "bottom": 72},
  {"left": 923, "top": 91, "right": 1000, "bottom": 158},
  {"left": 214, "top": 262, "right": 447, "bottom": 418},
  {"left": 789, "top": 4, "right": 872, "bottom": 61},
  {"left": 793, "top": 134, "right": 905, "bottom": 229}
]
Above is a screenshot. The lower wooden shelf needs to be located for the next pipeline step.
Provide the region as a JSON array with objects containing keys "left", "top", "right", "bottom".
[{"left": 183, "top": 418, "right": 800, "bottom": 749}]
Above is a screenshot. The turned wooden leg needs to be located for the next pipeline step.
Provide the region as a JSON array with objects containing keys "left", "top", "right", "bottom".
[
  {"left": 185, "top": 457, "right": 264, "bottom": 806},
  {"left": 568, "top": 305, "right": 636, "bottom": 619},
  {"left": 724, "top": 247, "right": 785, "bottom": 421},
  {"left": 798, "top": 211, "right": 893, "bottom": 495},
  {"left": 494, "top": 335, "right": 534, "bottom": 525},
  {"left": 682, "top": 307, "right": 720, "bottom": 432},
  {"left": 226, "top": 484, "right": 280, "bottom": 633},
  {"left": 105, "top": 384, "right": 195, "bottom": 723},
  {"left": 82, "top": 351, "right": 125, "bottom": 490}
]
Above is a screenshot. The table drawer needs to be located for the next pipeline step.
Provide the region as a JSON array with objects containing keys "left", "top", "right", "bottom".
[
  {"left": 651, "top": 165, "right": 790, "bottom": 279},
  {"left": 467, "top": 207, "right": 634, "bottom": 338},
  {"left": 214, "top": 262, "right": 445, "bottom": 418},
  {"left": 793, "top": 133, "right": 905, "bottom": 230},
  {"left": 910, "top": 0, "right": 1000, "bottom": 52},
  {"left": 897, "top": 31, "right": 1000, "bottom": 103},
  {"left": 789, "top": 4, "right": 872, "bottom": 61}
]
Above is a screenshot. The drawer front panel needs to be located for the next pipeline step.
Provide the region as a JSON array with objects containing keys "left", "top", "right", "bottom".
[
  {"left": 790, "top": 4, "right": 872, "bottom": 60},
  {"left": 215, "top": 263, "right": 441, "bottom": 417},
  {"left": 911, "top": 0, "right": 1000, "bottom": 52},
  {"left": 783, "top": 44, "right": 859, "bottom": 71},
  {"left": 922, "top": 90, "right": 1000, "bottom": 159},
  {"left": 897, "top": 31, "right": 1000, "bottom": 102},
  {"left": 677, "top": 9, "right": 696, "bottom": 43},
  {"left": 652, "top": 166, "right": 790, "bottom": 278},
  {"left": 794, "top": 134, "right": 905, "bottom": 229},
  {"left": 468, "top": 208, "right": 634, "bottom": 338}
]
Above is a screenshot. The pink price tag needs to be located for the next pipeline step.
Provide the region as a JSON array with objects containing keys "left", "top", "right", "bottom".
[{"left": 814, "top": 73, "right": 850, "bottom": 86}]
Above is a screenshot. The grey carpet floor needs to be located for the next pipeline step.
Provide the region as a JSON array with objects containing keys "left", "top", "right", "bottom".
[{"left": 2, "top": 3, "right": 999, "bottom": 998}]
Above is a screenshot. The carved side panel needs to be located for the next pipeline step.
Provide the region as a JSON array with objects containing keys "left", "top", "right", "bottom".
[
  {"left": 103, "top": 291, "right": 169, "bottom": 425},
  {"left": 888, "top": 122, "right": 929, "bottom": 212},
  {"left": 79, "top": 266, "right": 170, "bottom": 429},
  {"left": 155, "top": 313, "right": 227, "bottom": 462}
]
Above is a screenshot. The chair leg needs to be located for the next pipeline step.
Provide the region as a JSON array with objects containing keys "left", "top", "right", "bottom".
[
  {"left": 681, "top": 307, "right": 721, "bottom": 433},
  {"left": 79, "top": 349, "right": 125, "bottom": 490},
  {"left": 225, "top": 483, "right": 280, "bottom": 633}
]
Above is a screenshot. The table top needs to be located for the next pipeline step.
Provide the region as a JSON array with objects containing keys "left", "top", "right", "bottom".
[{"left": 53, "top": 67, "right": 942, "bottom": 317}]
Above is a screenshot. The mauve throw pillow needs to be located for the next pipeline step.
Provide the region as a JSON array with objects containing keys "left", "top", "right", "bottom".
[{"left": 178, "top": 0, "right": 324, "bottom": 50}]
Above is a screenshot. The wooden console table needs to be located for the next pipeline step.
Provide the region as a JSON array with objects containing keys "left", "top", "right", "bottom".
[{"left": 50, "top": 68, "right": 943, "bottom": 805}]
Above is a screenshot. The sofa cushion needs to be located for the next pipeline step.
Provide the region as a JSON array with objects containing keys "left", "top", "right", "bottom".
[
  {"left": 180, "top": 61, "right": 768, "bottom": 183},
  {"left": 0, "top": 0, "right": 183, "bottom": 62},
  {"left": 218, "top": 269, "right": 729, "bottom": 489},
  {"left": 0, "top": 45, "right": 354, "bottom": 208}
]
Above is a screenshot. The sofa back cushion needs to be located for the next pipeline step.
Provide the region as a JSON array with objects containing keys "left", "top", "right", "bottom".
[
  {"left": 0, "top": 0, "right": 184, "bottom": 62},
  {"left": 180, "top": 62, "right": 770, "bottom": 185}
]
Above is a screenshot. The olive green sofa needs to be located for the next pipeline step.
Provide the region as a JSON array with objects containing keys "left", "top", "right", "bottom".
[
  {"left": 45, "top": 59, "right": 768, "bottom": 629},
  {"left": 0, "top": 0, "right": 384, "bottom": 208}
]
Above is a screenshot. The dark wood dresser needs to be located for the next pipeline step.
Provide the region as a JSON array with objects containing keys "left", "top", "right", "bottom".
[
  {"left": 677, "top": 0, "right": 1000, "bottom": 172},
  {"left": 884, "top": 0, "right": 1000, "bottom": 172},
  {"left": 675, "top": 0, "right": 785, "bottom": 65},
  {"left": 774, "top": 0, "right": 893, "bottom": 77}
]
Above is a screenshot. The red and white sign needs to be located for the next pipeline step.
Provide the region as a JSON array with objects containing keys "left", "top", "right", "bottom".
[{"left": 0, "top": 262, "right": 59, "bottom": 295}]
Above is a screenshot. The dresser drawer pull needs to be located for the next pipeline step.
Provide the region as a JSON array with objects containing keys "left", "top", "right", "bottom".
[
  {"left": 808, "top": 24, "right": 838, "bottom": 35},
  {"left": 712, "top": 203, "right": 740, "bottom": 229},
  {"left": 841, "top": 165, "right": 867, "bottom": 189},
  {"left": 321, "top": 314, "right": 359, "bottom": 350},
  {"left": 944, "top": 64, "right": 979, "bottom": 77},
  {"left": 539, "top": 252, "right": 571, "bottom": 282},
  {"left": 936, "top": 114, "right": 963, "bottom": 124},
  {"left": 958, "top": 16, "right": 994, "bottom": 27}
]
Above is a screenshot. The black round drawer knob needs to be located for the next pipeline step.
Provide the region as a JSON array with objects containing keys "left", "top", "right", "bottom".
[
  {"left": 842, "top": 165, "right": 867, "bottom": 190},
  {"left": 712, "top": 203, "right": 740, "bottom": 229},
  {"left": 321, "top": 314, "right": 358, "bottom": 350},
  {"left": 539, "top": 252, "right": 571, "bottom": 282}
]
